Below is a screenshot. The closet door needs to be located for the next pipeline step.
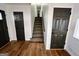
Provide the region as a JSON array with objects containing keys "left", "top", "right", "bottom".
[
  {"left": 51, "top": 8, "right": 71, "bottom": 49},
  {"left": 0, "top": 10, "right": 9, "bottom": 48},
  {"left": 13, "top": 12, "right": 25, "bottom": 41}
]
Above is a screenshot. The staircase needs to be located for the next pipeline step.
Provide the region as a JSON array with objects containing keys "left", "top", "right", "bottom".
[{"left": 33, "top": 17, "right": 43, "bottom": 38}]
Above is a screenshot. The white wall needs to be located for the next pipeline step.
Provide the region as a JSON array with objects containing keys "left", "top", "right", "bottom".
[
  {"left": 65, "top": 4, "right": 79, "bottom": 56},
  {"left": 40, "top": 5, "right": 43, "bottom": 17},
  {"left": 42, "top": 5, "right": 53, "bottom": 49},
  {"left": 0, "top": 3, "right": 32, "bottom": 41},
  {"left": 0, "top": 4, "right": 6, "bottom": 10},
  {"left": 42, "top": 5, "right": 48, "bottom": 48},
  {"left": 46, "top": 5, "right": 53, "bottom": 49},
  {"left": 34, "top": 5, "right": 37, "bottom": 17},
  {"left": 31, "top": 5, "right": 35, "bottom": 37}
]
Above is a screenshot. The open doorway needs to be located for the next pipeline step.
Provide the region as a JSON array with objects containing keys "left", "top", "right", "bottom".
[{"left": 51, "top": 8, "right": 71, "bottom": 49}]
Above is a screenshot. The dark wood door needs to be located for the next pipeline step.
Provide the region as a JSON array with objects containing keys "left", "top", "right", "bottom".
[
  {"left": 51, "top": 8, "right": 71, "bottom": 49},
  {"left": 0, "top": 10, "right": 9, "bottom": 48},
  {"left": 13, "top": 12, "right": 25, "bottom": 41}
]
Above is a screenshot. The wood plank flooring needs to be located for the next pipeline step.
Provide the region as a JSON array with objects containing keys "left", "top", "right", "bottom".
[{"left": 0, "top": 40, "right": 70, "bottom": 56}]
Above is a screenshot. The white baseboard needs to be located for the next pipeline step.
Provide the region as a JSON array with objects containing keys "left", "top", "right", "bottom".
[{"left": 65, "top": 46, "right": 78, "bottom": 56}]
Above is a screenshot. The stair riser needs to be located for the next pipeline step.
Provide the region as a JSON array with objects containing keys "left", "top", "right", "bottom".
[
  {"left": 35, "top": 21, "right": 42, "bottom": 22},
  {"left": 33, "top": 32, "right": 42, "bottom": 34},
  {"left": 35, "top": 23, "right": 42, "bottom": 25},
  {"left": 34, "top": 26, "right": 42, "bottom": 28},
  {"left": 33, "top": 36, "right": 43, "bottom": 38},
  {"left": 34, "top": 24, "right": 42, "bottom": 28},
  {"left": 33, "top": 31, "right": 42, "bottom": 33},
  {"left": 34, "top": 30, "right": 43, "bottom": 31},
  {"left": 34, "top": 28, "right": 42, "bottom": 30},
  {"left": 34, "top": 25, "right": 42, "bottom": 27}
]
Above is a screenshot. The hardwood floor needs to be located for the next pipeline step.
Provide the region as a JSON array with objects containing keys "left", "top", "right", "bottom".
[{"left": 0, "top": 40, "right": 70, "bottom": 56}]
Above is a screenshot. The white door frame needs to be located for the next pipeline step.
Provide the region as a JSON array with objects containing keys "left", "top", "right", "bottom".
[{"left": 49, "top": 4, "right": 74, "bottom": 49}]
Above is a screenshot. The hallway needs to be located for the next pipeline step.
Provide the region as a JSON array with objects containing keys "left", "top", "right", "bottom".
[
  {"left": 0, "top": 3, "right": 79, "bottom": 56},
  {"left": 0, "top": 40, "right": 70, "bottom": 56}
]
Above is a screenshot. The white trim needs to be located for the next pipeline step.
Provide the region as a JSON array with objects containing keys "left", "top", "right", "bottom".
[{"left": 64, "top": 45, "right": 78, "bottom": 56}]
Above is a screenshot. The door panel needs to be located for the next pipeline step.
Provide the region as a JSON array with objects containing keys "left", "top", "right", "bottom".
[
  {"left": 0, "top": 10, "right": 9, "bottom": 48},
  {"left": 13, "top": 12, "right": 25, "bottom": 41},
  {"left": 51, "top": 8, "right": 71, "bottom": 49}
]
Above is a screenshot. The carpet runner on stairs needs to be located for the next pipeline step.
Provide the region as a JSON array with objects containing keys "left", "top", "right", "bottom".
[{"left": 33, "top": 17, "right": 43, "bottom": 38}]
